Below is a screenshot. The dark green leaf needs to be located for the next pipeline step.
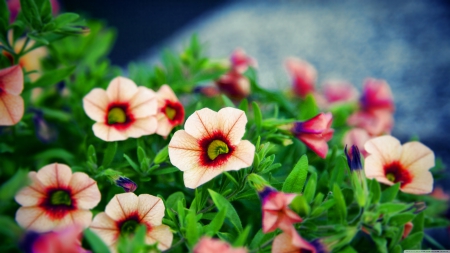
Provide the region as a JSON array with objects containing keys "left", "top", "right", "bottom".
[
  {"left": 389, "top": 213, "right": 415, "bottom": 226},
  {"left": 330, "top": 155, "right": 346, "bottom": 188},
  {"left": 102, "top": 142, "right": 117, "bottom": 167},
  {"left": 84, "top": 228, "right": 110, "bottom": 253},
  {"left": 54, "top": 13, "right": 79, "bottom": 27},
  {"left": 282, "top": 155, "right": 308, "bottom": 193},
  {"left": 150, "top": 167, "right": 179, "bottom": 175},
  {"left": 380, "top": 183, "right": 400, "bottom": 203},
  {"left": 303, "top": 171, "right": 317, "bottom": 203},
  {"left": 0, "top": 169, "right": 29, "bottom": 200},
  {"left": 221, "top": 94, "right": 235, "bottom": 107},
  {"left": 87, "top": 144, "right": 97, "bottom": 164},
  {"left": 369, "top": 179, "right": 381, "bottom": 204},
  {"left": 123, "top": 154, "right": 140, "bottom": 173},
  {"left": 233, "top": 225, "right": 251, "bottom": 247},
  {"left": 400, "top": 232, "right": 423, "bottom": 249},
  {"left": 137, "top": 146, "right": 146, "bottom": 164},
  {"left": 332, "top": 184, "right": 347, "bottom": 222},
  {"left": 19, "top": 0, "right": 42, "bottom": 29},
  {"left": 250, "top": 229, "right": 275, "bottom": 250},
  {"left": 238, "top": 98, "right": 248, "bottom": 113},
  {"left": 371, "top": 235, "right": 388, "bottom": 253},
  {"left": 33, "top": 66, "right": 76, "bottom": 88},
  {"left": 252, "top": 101, "right": 262, "bottom": 133},
  {"left": 34, "top": 148, "right": 74, "bottom": 163},
  {"left": 154, "top": 145, "right": 168, "bottom": 164},
  {"left": 205, "top": 207, "right": 227, "bottom": 236},
  {"left": 0, "top": 0, "right": 9, "bottom": 35},
  {"left": 208, "top": 189, "right": 243, "bottom": 232}
]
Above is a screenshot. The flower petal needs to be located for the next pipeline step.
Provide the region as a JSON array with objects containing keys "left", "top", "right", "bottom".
[
  {"left": 0, "top": 65, "right": 23, "bottom": 95},
  {"left": 146, "top": 224, "right": 173, "bottom": 250},
  {"left": 105, "top": 193, "right": 139, "bottom": 221},
  {"left": 364, "top": 135, "right": 402, "bottom": 165},
  {"left": 16, "top": 206, "right": 51, "bottom": 232},
  {"left": 225, "top": 140, "right": 255, "bottom": 171},
  {"left": 15, "top": 172, "right": 46, "bottom": 206},
  {"left": 138, "top": 194, "right": 165, "bottom": 227},
  {"left": 129, "top": 86, "right": 157, "bottom": 118},
  {"left": 36, "top": 163, "right": 72, "bottom": 188},
  {"left": 66, "top": 209, "right": 93, "bottom": 229},
  {"left": 157, "top": 84, "right": 178, "bottom": 102},
  {"left": 0, "top": 93, "right": 24, "bottom": 125},
  {"left": 399, "top": 142, "right": 435, "bottom": 174},
  {"left": 184, "top": 108, "right": 219, "bottom": 139},
  {"left": 156, "top": 114, "right": 173, "bottom": 137},
  {"left": 92, "top": 122, "right": 127, "bottom": 142},
  {"left": 297, "top": 133, "right": 330, "bottom": 158},
  {"left": 70, "top": 172, "right": 101, "bottom": 209},
  {"left": 90, "top": 212, "right": 119, "bottom": 247},
  {"left": 364, "top": 155, "right": 394, "bottom": 186},
  {"left": 183, "top": 166, "right": 223, "bottom": 189},
  {"left": 106, "top": 77, "right": 138, "bottom": 103},
  {"left": 401, "top": 170, "right": 433, "bottom": 194},
  {"left": 168, "top": 130, "right": 202, "bottom": 172},
  {"left": 218, "top": 107, "right": 247, "bottom": 145},
  {"left": 83, "top": 88, "right": 109, "bottom": 122},
  {"left": 124, "top": 116, "right": 158, "bottom": 138}
]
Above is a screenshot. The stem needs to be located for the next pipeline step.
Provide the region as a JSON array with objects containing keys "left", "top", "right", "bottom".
[{"left": 17, "top": 36, "right": 30, "bottom": 57}]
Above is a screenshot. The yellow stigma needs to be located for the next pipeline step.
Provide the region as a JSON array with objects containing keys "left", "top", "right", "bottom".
[
  {"left": 108, "top": 107, "right": 126, "bottom": 124},
  {"left": 165, "top": 106, "right": 176, "bottom": 120},
  {"left": 207, "top": 140, "right": 229, "bottom": 160},
  {"left": 386, "top": 173, "right": 396, "bottom": 182}
]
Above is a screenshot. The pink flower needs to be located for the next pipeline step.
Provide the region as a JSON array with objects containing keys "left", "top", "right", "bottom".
[
  {"left": 216, "top": 70, "right": 251, "bottom": 100},
  {"left": 272, "top": 227, "right": 326, "bottom": 253},
  {"left": 22, "top": 225, "right": 89, "bottom": 253},
  {"left": 193, "top": 237, "right": 248, "bottom": 253},
  {"left": 259, "top": 187, "right": 302, "bottom": 233},
  {"left": 342, "top": 128, "right": 371, "bottom": 157},
  {"left": 168, "top": 107, "right": 255, "bottom": 189},
  {"left": 230, "top": 48, "right": 257, "bottom": 73},
  {"left": 285, "top": 57, "right": 317, "bottom": 98},
  {"left": 90, "top": 193, "right": 173, "bottom": 252},
  {"left": 83, "top": 77, "right": 158, "bottom": 141},
  {"left": 15, "top": 163, "right": 101, "bottom": 232},
  {"left": 430, "top": 187, "right": 450, "bottom": 201},
  {"left": 291, "top": 112, "right": 334, "bottom": 158},
  {"left": 114, "top": 176, "right": 137, "bottom": 193},
  {"left": 364, "top": 135, "right": 435, "bottom": 194},
  {"left": 347, "top": 109, "right": 393, "bottom": 136},
  {"left": 0, "top": 65, "right": 24, "bottom": 126},
  {"left": 321, "top": 80, "right": 358, "bottom": 104},
  {"left": 360, "top": 78, "right": 394, "bottom": 112},
  {"left": 402, "top": 222, "right": 413, "bottom": 239},
  {"left": 155, "top": 84, "right": 185, "bottom": 137}
]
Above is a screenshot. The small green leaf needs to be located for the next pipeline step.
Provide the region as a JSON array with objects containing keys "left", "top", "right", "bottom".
[
  {"left": 0, "top": 0, "right": 10, "bottom": 35},
  {"left": 233, "top": 225, "right": 251, "bottom": 247},
  {"left": 332, "top": 184, "right": 347, "bottom": 222},
  {"left": 330, "top": 156, "right": 346, "bottom": 188},
  {"left": 33, "top": 66, "right": 76, "bottom": 88},
  {"left": 380, "top": 183, "right": 400, "bottom": 203},
  {"left": 102, "top": 142, "right": 117, "bottom": 167},
  {"left": 137, "top": 146, "right": 146, "bottom": 164},
  {"left": 87, "top": 144, "right": 97, "bottom": 164},
  {"left": 378, "top": 203, "right": 408, "bottom": 214},
  {"left": 0, "top": 169, "right": 29, "bottom": 200},
  {"left": 54, "top": 13, "right": 79, "bottom": 27},
  {"left": 34, "top": 148, "right": 74, "bottom": 163},
  {"left": 252, "top": 101, "right": 262, "bottom": 133},
  {"left": 19, "top": 0, "right": 42, "bottom": 29},
  {"left": 250, "top": 229, "right": 276, "bottom": 250},
  {"left": 27, "top": 33, "right": 49, "bottom": 45},
  {"left": 282, "top": 155, "right": 308, "bottom": 193},
  {"left": 208, "top": 189, "right": 243, "bottom": 232},
  {"left": 238, "top": 98, "right": 248, "bottom": 113},
  {"left": 391, "top": 245, "right": 402, "bottom": 253},
  {"left": 400, "top": 232, "right": 423, "bottom": 249},
  {"left": 221, "top": 94, "right": 235, "bottom": 107},
  {"left": 389, "top": 213, "right": 415, "bottom": 226},
  {"left": 290, "top": 195, "right": 310, "bottom": 217},
  {"left": 205, "top": 207, "right": 227, "bottom": 236},
  {"left": 369, "top": 179, "right": 381, "bottom": 204},
  {"left": 298, "top": 94, "right": 319, "bottom": 120},
  {"left": 154, "top": 145, "right": 168, "bottom": 164},
  {"left": 123, "top": 154, "right": 140, "bottom": 173},
  {"left": 310, "top": 199, "right": 335, "bottom": 218},
  {"left": 150, "top": 167, "right": 179, "bottom": 175},
  {"left": 185, "top": 209, "right": 199, "bottom": 246},
  {"left": 303, "top": 171, "right": 317, "bottom": 203},
  {"left": 84, "top": 228, "right": 110, "bottom": 253},
  {"left": 371, "top": 235, "right": 388, "bottom": 253}
]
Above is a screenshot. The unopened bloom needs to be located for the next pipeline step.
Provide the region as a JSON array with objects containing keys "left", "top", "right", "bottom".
[
  {"left": 285, "top": 57, "right": 317, "bottom": 98},
  {"left": 343, "top": 128, "right": 371, "bottom": 157},
  {"left": 114, "top": 176, "right": 137, "bottom": 192},
  {"left": 402, "top": 222, "right": 413, "bottom": 239},
  {"left": 364, "top": 135, "right": 435, "bottom": 194},
  {"left": 291, "top": 112, "right": 334, "bottom": 158},
  {"left": 230, "top": 48, "right": 257, "bottom": 73},
  {"left": 272, "top": 227, "right": 327, "bottom": 253},
  {"left": 345, "top": 145, "right": 368, "bottom": 207},
  {"left": 155, "top": 84, "right": 185, "bottom": 137},
  {"left": 90, "top": 193, "right": 172, "bottom": 252},
  {"left": 194, "top": 237, "right": 247, "bottom": 253},
  {"left": 0, "top": 65, "right": 24, "bottom": 125},
  {"left": 168, "top": 107, "right": 255, "bottom": 189},
  {"left": 15, "top": 163, "right": 101, "bottom": 232},
  {"left": 21, "top": 225, "right": 88, "bottom": 253},
  {"left": 216, "top": 70, "right": 251, "bottom": 100},
  {"left": 259, "top": 187, "right": 302, "bottom": 233},
  {"left": 83, "top": 76, "right": 158, "bottom": 141},
  {"left": 345, "top": 145, "right": 363, "bottom": 171}
]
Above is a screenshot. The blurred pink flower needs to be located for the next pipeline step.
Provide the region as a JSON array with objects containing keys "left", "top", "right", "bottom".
[
  {"left": 285, "top": 57, "right": 317, "bottom": 98},
  {"left": 292, "top": 112, "right": 334, "bottom": 158},
  {"left": 342, "top": 128, "right": 371, "bottom": 157},
  {"left": 402, "top": 222, "right": 414, "bottom": 239},
  {"left": 321, "top": 80, "right": 358, "bottom": 104},
  {"left": 360, "top": 78, "right": 394, "bottom": 112},
  {"left": 216, "top": 70, "right": 251, "bottom": 100},
  {"left": 364, "top": 135, "right": 435, "bottom": 194},
  {"left": 90, "top": 193, "right": 172, "bottom": 252},
  {"left": 168, "top": 107, "right": 255, "bottom": 188},
  {"left": 193, "top": 237, "right": 247, "bottom": 253},
  {"left": 155, "top": 84, "right": 185, "bottom": 137},
  {"left": 272, "top": 227, "right": 327, "bottom": 253},
  {"left": 430, "top": 187, "right": 450, "bottom": 201},
  {"left": 0, "top": 65, "right": 24, "bottom": 125},
  {"left": 259, "top": 187, "right": 302, "bottom": 233},
  {"left": 15, "top": 163, "right": 101, "bottom": 232},
  {"left": 83, "top": 77, "right": 158, "bottom": 141},
  {"left": 230, "top": 48, "right": 257, "bottom": 73}
]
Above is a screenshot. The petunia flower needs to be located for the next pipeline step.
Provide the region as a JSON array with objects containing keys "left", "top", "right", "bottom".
[
  {"left": 114, "top": 176, "right": 137, "bottom": 193},
  {"left": 21, "top": 225, "right": 88, "bottom": 253},
  {"left": 15, "top": 163, "right": 101, "bottom": 232},
  {"left": 0, "top": 65, "right": 24, "bottom": 126},
  {"left": 272, "top": 227, "right": 327, "bottom": 253},
  {"left": 230, "top": 48, "right": 257, "bottom": 73},
  {"left": 360, "top": 78, "right": 394, "bottom": 112},
  {"left": 364, "top": 135, "right": 435, "bottom": 194},
  {"left": 193, "top": 237, "right": 248, "bottom": 253},
  {"left": 215, "top": 70, "right": 251, "bottom": 100},
  {"left": 342, "top": 128, "right": 371, "bottom": 157},
  {"left": 168, "top": 107, "right": 255, "bottom": 189},
  {"left": 285, "top": 57, "right": 317, "bottom": 98},
  {"left": 83, "top": 76, "right": 158, "bottom": 141},
  {"left": 291, "top": 112, "right": 334, "bottom": 159},
  {"left": 347, "top": 109, "right": 393, "bottom": 136},
  {"left": 319, "top": 80, "right": 358, "bottom": 108},
  {"left": 90, "top": 192, "right": 173, "bottom": 252},
  {"left": 155, "top": 84, "right": 185, "bottom": 137},
  {"left": 259, "top": 187, "right": 302, "bottom": 233}
]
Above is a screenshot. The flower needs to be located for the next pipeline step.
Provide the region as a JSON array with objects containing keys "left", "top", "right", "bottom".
[
  {"left": 15, "top": 163, "right": 101, "bottom": 232},
  {"left": 364, "top": 135, "right": 435, "bottom": 194},
  {"left": 194, "top": 86, "right": 220, "bottom": 97},
  {"left": 193, "top": 237, "right": 248, "bottom": 253},
  {"left": 21, "top": 225, "right": 88, "bottom": 253},
  {"left": 114, "top": 176, "right": 137, "bottom": 193},
  {"left": 230, "top": 48, "right": 257, "bottom": 73},
  {"left": 83, "top": 76, "right": 158, "bottom": 141},
  {"left": 321, "top": 80, "right": 358, "bottom": 104},
  {"left": 0, "top": 65, "right": 24, "bottom": 125},
  {"left": 215, "top": 70, "right": 251, "bottom": 100},
  {"left": 345, "top": 145, "right": 363, "bottom": 171},
  {"left": 342, "top": 128, "right": 371, "bottom": 157},
  {"left": 32, "top": 109, "right": 58, "bottom": 143},
  {"left": 347, "top": 109, "right": 393, "bottom": 136},
  {"left": 272, "top": 227, "right": 327, "bottom": 253},
  {"left": 168, "top": 107, "right": 255, "bottom": 189},
  {"left": 402, "top": 222, "right": 413, "bottom": 239},
  {"left": 360, "top": 78, "right": 394, "bottom": 112},
  {"left": 345, "top": 145, "right": 368, "bottom": 207},
  {"left": 430, "top": 187, "right": 450, "bottom": 201},
  {"left": 291, "top": 112, "right": 334, "bottom": 158},
  {"left": 155, "top": 84, "right": 185, "bottom": 137},
  {"left": 259, "top": 187, "right": 302, "bottom": 233},
  {"left": 90, "top": 192, "right": 173, "bottom": 252},
  {"left": 285, "top": 57, "right": 317, "bottom": 98}
]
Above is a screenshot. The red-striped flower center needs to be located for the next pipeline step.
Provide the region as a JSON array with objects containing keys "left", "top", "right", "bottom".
[
  {"left": 40, "top": 188, "right": 76, "bottom": 220},
  {"left": 162, "top": 100, "right": 184, "bottom": 125},
  {"left": 105, "top": 103, "right": 135, "bottom": 130},
  {"left": 384, "top": 161, "right": 412, "bottom": 187},
  {"left": 116, "top": 212, "right": 151, "bottom": 238},
  {"left": 198, "top": 131, "right": 235, "bottom": 167}
]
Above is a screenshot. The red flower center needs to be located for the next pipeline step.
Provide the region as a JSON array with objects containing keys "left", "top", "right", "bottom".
[
  {"left": 384, "top": 161, "right": 412, "bottom": 187},
  {"left": 162, "top": 100, "right": 184, "bottom": 125},
  {"left": 40, "top": 188, "right": 76, "bottom": 220},
  {"left": 105, "top": 103, "right": 135, "bottom": 131},
  {"left": 198, "top": 131, "right": 235, "bottom": 167},
  {"left": 116, "top": 212, "right": 151, "bottom": 238}
]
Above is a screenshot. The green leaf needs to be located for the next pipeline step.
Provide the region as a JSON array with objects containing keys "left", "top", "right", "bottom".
[
  {"left": 84, "top": 228, "right": 110, "bottom": 253},
  {"left": 34, "top": 148, "right": 74, "bottom": 163},
  {"left": 330, "top": 155, "right": 346, "bottom": 188},
  {"left": 238, "top": 98, "right": 248, "bottom": 113},
  {"left": 252, "top": 101, "right": 262, "bottom": 133},
  {"left": 369, "top": 179, "right": 381, "bottom": 204},
  {"left": 0, "top": 216, "right": 22, "bottom": 239},
  {"left": 33, "top": 66, "right": 76, "bottom": 88},
  {"left": 123, "top": 154, "right": 140, "bottom": 173},
  {"left": 166, "top": 192, "right": 185, "bottom": 211},
  {"left": 332, "top": 184, "right": 347, "bottom": 222},
  {"left": 0, "top": 0, "right": 9, "bottom": 35},
  {"left": 378, "top": 203, "right": 408, "bottom": 214},
  {"left": 19, "top": 0, "right": 42, "bottom": 29},
  {"left": 154, "top": 145, "right": 168, "bottom": 164},
  {"left": 27, "top": 33, "right": 49, "bottom": 45},
  {"left": 391, "top": 245, "right": 402, "bottom": 253},
  {"left": 221, "top": 94, "right": 235, "bottom": 107},
  {"left": 282, "top": 155, "right": 308, "bottom": 193},
  {"left": 185, "top": 209, "right": 199, "bottom": 246},
  {"left": 389, "top": 213, "right": 415, "bottom": 226},
  {"left": 87, "top": 144, "right": 97, "bottom": 164},
  {"left": 0, "top": 169, "right": 29, "bottom": 200},
  {"left": 298, "top": 94, "right": 319, "bottom": 120},
  {"left": 102, "top": 142, "right": 117, "bottom": 167},
  {"left": 137, "top": 146, "right": 146, "bottom": 164},
  {"left": 380, "top": 183, "right": 400, "bottom": 203},
  {"left": 400, "top": 232, "right": 423, "bottom": 249},
  {"left": 411, "top": 212, "right": 424, "bottom": 234},
  {"left": 54, "top": 13, "right": 80, "bottom": 27},
  {"left": 303, "top": 171, "right": 317, "bottom": 203},
  {"left": 205, "top": 207, "right": 227, "bottom": 236},
  {"left": 233, "top": 225, "right": 251, "bottom": 247},
  {"left": 208, "top": 189, "right": 243, "bottom": 232},
  {"left": 250, "top": 229, "right": 275, "bottom": 250},
  {"left": 339, "top": 246, "right": 358, "bottom": 253},
  {"left": 371, "top": 235, "right": 388, "bottom": 253},
  {"left": 150, "top": 167, "right": 179, "bottom": 175},
  {"left": 310, "top": 199, "right": 335, "bottom": 218},
  {"left": 290, "top": 195, "right": 310, "bottom": 217}
]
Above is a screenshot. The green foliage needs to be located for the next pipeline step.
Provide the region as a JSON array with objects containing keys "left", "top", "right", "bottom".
[{"left": 282, "top": 155, "right": 308, "bottom": 193}]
